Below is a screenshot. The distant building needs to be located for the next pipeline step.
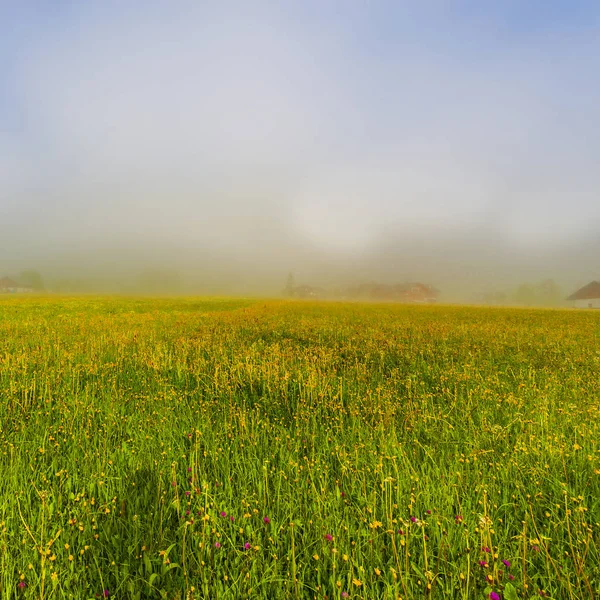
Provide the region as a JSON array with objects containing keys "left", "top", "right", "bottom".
[
  {"left": 344, "top": 282, "right": 439, "bottom": 303},
  {"left": 0, "top": 277, "right": 34, "bottom": 294},
  {"left": 402, "top": 282, "right": 439, "bottom": 303},
  {"left": 293, "top": 284, "right": 325, "bottom": 299},
  {"left": 567, "top": 281, "right": 600, "bottom": 308}
]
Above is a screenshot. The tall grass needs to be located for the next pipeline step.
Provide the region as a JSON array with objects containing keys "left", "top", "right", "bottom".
[{"left": 0, "top": 296, "right": 598, "bottom": 599}]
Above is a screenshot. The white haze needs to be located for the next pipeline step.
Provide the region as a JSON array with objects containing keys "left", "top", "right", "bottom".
[{"left": 1, "top": 2, "right": 600, "bottom": 297}]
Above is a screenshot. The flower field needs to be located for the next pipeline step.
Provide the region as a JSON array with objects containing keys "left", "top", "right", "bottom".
[{"left": 0, "top": 296, "right": 598, "bottom": 599}]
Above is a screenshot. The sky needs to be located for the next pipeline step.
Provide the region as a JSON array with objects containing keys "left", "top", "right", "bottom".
[{"left": 1, "top": 1, "right": 600, "bottom": 296}]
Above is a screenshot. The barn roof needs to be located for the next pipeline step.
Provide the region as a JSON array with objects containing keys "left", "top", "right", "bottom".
[
  {"left": 567, "top": 281, "right": 600, "bottom": 301},
  {"left": 0, "top": 277, "right": 19, "bottom": 288}
]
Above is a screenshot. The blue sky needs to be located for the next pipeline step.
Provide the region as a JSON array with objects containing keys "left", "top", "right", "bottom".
[{"left": 1, "top": 1, "right": 600, "bottom": 289}]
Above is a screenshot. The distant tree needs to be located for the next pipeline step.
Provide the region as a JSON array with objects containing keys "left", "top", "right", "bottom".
[
  {"left": 536, "top": 279, "right": 561, "bottom": 306},
  {"left": 19, "top": 270, "right": 44, "bottom": 291},
  {"left": 514, "top": 280, "right": 562, "bottom": 306},
  {"left": 283, "top": 272, "right": 295, "bottom": 297}
]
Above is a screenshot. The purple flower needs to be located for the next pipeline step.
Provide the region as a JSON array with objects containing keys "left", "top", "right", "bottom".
[
  {"left": 214, "top": 542, "right": 221, "bottom": 548},
  {"left": 341, "top": 593, "right": 349, "bottom": 598},
  {"left": 482, "top": 546, "right": 491, "bottom": 553},
  {"left": 410, "top": 516, "right": 417, "bottom": 523},
  {"left": 425, "top": 509, "right": 431, "bottom": 515},
  {"left": 455, "top": 515, "right": 463, "bottom": 523},
  {"left": 220, "top": 511, "right": 227, "bottom": 517},
  {"left": 187, "top": 467, "right": 192, "bottom": 472},
  {"left": 479, "top": 560, "right": 488, "bottom": 568},
  {"left": 104, "top": 591, "right": 110, "bottom": 598},
  {"left": 397, "top": 529, "right": 405, "bottom": 535},
  {"left": 230, "top": 516, "right": 235, "bottom": 522},
  {"left": 324, "top": 534, "right": 333, "bottom": 541},
  {"left": 340, "top": 491, "right": 345, "bottom": 497},
  {"left": 502, "top": 559, "right": 511, "bottom": 568},
  {"left": 244, "top": 542, "right": 251, "bottom": 550},
  {"left": 185, "top": 491, "right": 190, "bottom": 497},
  {"left": 489, "top": 593, "right": 500, "bottom": 600},
  {"left": 263, "top": 516, "right": 271, "bottom": 524},
  {"left": 508, "top": 574, "right": 515, "bottom": 581},
  {"left": 18, "top": 582, "right": 26, "bottom": 589}
]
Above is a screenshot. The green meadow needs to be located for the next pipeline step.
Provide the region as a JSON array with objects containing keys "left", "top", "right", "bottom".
[{"left": 0, "top": 296, "right": 598, "bottom": 599}]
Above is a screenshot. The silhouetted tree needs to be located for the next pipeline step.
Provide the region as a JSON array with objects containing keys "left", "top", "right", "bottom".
[
  {"left": 19, "top": 270, "right": 44, "bottom": 291},
  {"left": 515, "top": 280, "right": 562, "bottom": 306},
  {"left": 536, "top": 279, "right": 561, "bottom": 306},
  {"left": 283, "top": 272, "right": 295, "bottom": 297}
]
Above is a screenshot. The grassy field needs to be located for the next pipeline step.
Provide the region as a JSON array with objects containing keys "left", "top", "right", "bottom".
[{"left": 0, "top": 296, "right": 598, "bottom": 599}]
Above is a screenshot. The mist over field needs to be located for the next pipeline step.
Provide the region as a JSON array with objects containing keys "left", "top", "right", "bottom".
[
  {"left": 2, "top": 2, "right": 600, "bottom": 299},
  {"left": 2, "top": 6, "right": 600, "bottom": 596}
]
